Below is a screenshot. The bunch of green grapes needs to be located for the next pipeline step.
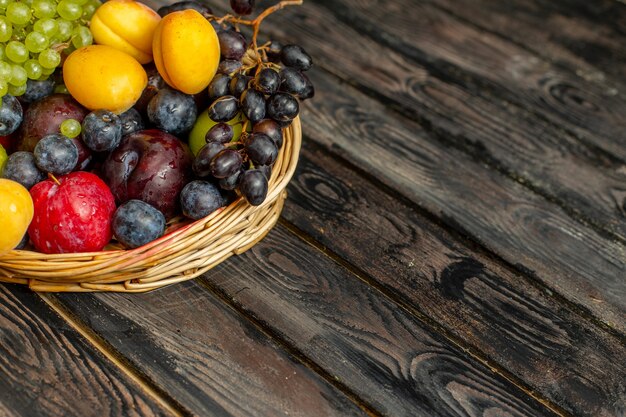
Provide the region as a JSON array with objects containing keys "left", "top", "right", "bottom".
[{"left": 0, "top": 0, "right": 100, "bottom": 98}]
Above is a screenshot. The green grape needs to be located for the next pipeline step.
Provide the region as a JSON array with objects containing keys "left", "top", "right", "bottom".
[
  {"left": 34, "top": 18, "right": 58, "bottom": 38},
  {"left": 9, "top": 64, "right": 27, "bottom": 86},
  {"left": 8, "top": 82, "right": 26, "bottom": 96},
  {"left": 0, "top": 17, "right": 12, "bottom": 42},
  {"left": 32, "top": 0, "right": 57, "bottom": 18},
  {"left": 73, "top": 0, "right": 89, "bottom": 5},
  {"left": 71, "top": 25, "right": 91, "bottom": 48},
  {"left": 0, "top": 45, "right": 5, "bottom": 61},
  {"left": 24, "top": 59, "right": 43, "bottom": 79},
  {"left": 38, "top": 48, "right": 60, "bottom": 68},
  {"left": 5, "top": 41, "right": 28, "bottom": 63},
  {"left": 0, "top": 61, "right": 11, "bottom": 80},
  {"left": 54, "top": 83, "right": 68, "bottom": 94},
  {"left": 57, "top": 1, "right": 82, "bottom": 20},
  {"left": 81, "top": 3, "right": 97, "bottom": 19},
  {"left": 25, "top": 31, "right": 48, "bottom": 52},
  {"left": 41, "top": 66, "right": 55, "bottom": 75},
  {"left": 11, "top": 25, "right": 27, "bottom": 41},
  {"left": 6, "top": 3, "right": 32, "bottom": 25},
  {"left": 55, "top": 18, "right": 72, "bottom": 41},
  {"left": 0, "top": 80, "right": 7, "bottom": 97},
  {"left": 60, "top": 118, "right": 81, "bottom": 138},
  {"left": 0, "top": 0, "right": 10, "bottom": 9}
]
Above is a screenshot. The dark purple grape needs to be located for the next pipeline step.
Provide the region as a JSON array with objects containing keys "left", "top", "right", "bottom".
[
  {"left": 21, "top": 79, "right": 55, "bottom": 104},
  {"left": 113, "top": 200, "right": 166, "bottom": 249},
  {"left": 230, "top": 0, "right": 254, "bottom": 15},
  {"left": 147, "top": 88, "right": 197, "bottom": 136},
  {"left": 266, "top": 40, "right": 283, "bottom": 62},
  {"left": 0, "top": 95, "right": 23, "bottom": 135},
  {"left": 240, "top": 169, "right": 268, "bottom": 206},
  {"left": 253, "top": 119, "right": 283, "bottom": 148},
  {"left": 257, "top": 164, "right": 272, "bottom": 180},
  {"left": 193, "top": 141, "right": 225, "bottom": 177},
  {"left": 119, "top": 108, "right": 144, "bottom": 136},
  {"left": 157, "top": 1, "right": 212, "bottom": 18},
  {"left": 267, "top": 93, "right": 299, "bottom": 123},
  {"left": 254, "top": 68, "right": 280, "bottom": 95},
  {"left": 279, "top": 67, "right": 307, "bottom": 96},
  {"left": 217, "top": 59, "right": 242, "bottom": 75},
  {"left": 208, "top": 73, "right": 231, "bottom": 101},
  {"left": 207, "top": 95, "right": 239, "bottom": 122},
  {"left": 245, "top": 133, "right": 278, "bottom": 165},
  {"left": 300, "top": 72, "right": 315, "bottom": 100},
  {"left": 281, "top": 44, "right": 313, "bottom": 71},
  {"left": 205, "top": 123, "right": 234, "bottom": 144},
  {"left": 240, "top": 88, "right": 266, "bottom": 123},
  {"left": 1, "top": 151, "right": 45, "bottom": 189},
  {"left": 180, "top": 180, "right": 226, "bottom": 220},
  {"left": 81, "top": 110, "right": 122, "bottom": 152},
  {"left": 218, "top": 29, "right": 247, "bottom": 61},
  {"left": 210, "top": 148, "right": 242, "bottom": 178},
  {"left": 229, "top": 74, "right": 251, "bottom": 98},
  {"left": 33, "top": 134, "right": 78, "bottom": 175},
  {"left": 219, "top": 168, "right": 243, "bottom": 190}
]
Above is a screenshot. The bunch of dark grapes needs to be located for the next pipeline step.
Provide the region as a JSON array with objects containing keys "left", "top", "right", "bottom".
[{"left": 192, "top": 0, "right": 314, "bottom": 207}]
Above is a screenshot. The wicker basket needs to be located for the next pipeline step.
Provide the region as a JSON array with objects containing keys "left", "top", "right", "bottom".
[{"left": 0, "top": 117, "right": 301, "bottom": 293}]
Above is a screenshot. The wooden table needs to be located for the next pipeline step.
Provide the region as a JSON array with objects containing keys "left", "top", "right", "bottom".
[{"left": 2, "top": 0, "right": 625, "bottom": 416}]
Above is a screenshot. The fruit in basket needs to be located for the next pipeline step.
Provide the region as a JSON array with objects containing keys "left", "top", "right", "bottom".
[
  {"left": 81, "top": 110, "right": 122, "bottom": 152},
  {"left": 90, "top": 0, "right": 161, "bottom": 64},
  {"left": 28, "top": 171, "right": 116, "bottom": 254},
  {"left": 2, "top": 151, "right": 45, "bottom": 189},
  {"left": 0, "top": 95, "right": 23, "bottom": 135},
  {"left": 152, "top": 9, "right": 220, "bottom": 94},
  {"left": 63, "top": 45, "right": 148, "bottom": 114},
  {"left": 146, "top": 88, "right": 197, "bottom": 136},
  {"left": 157, "top": 1, "right": 212, "bottom": 19},
  {"left": 0, "top": 178, "right": 34, "bottom": 255},
  {"left": 188, "top": 110, "right": 244, "bottom": 155},
  {"left": 33, "top": 134, "right": 78, "bottom": 175},
  {"left": 180, "top": 180, "right": 225, "bottom": 220},
  {"left": 0, "top": 144, "right": 6, "bottom": 171},
  {"left": 17, "top": 94, "right": 88, "bottom": 151},
  {"left": 102, "top": 129, "right": 193, "bottom": 219},
  {"left": 112, "top": 199, "right": 166, "bottom": 248}
]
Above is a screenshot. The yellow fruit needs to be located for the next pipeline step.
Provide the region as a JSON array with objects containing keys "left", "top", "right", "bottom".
[
  {"left": 90, "top": 0, "right": 161, "bottom": 64},
  {"left": 63, "top": 45, "right": 148, "bottom": 114},
  {"left": 152, "top": 9, "right": 220, "bottom": 94},
  {"left": 0, "top": 179, "right": 34, "bottom": 256}
]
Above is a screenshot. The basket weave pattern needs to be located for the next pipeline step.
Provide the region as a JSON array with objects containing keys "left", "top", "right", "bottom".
[{"left": 0, "top": 118, "right": 302, "bottom": 293}]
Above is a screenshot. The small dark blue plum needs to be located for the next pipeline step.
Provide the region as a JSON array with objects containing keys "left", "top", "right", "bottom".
[
  {"left": 147, "top": 88, "right": 197, "bottom": 136},
  {"left": 0, "top": 95, "right": 23, "bottom": 135},
  {"left": 208, "top": 95, "right": 239, "bottom": 122},
  {"left": 119, "top": 108, "right": 144, "bottom": 136},
  {"left": 33, "top": 134, "right": 78, "bottom": 175},
  {"left": 245, "top": 133, "right": 278, "bottom": 165},
  {"left": 193, "top": 141, "right": 225, "bottom": 177},
  {"left": 21, "top": 79, "right": 55, "bottom": 103},
  {"left": 2, "top": 151, "right": 45, "bottom": 189},
  {"left": 267, "top": 92, "right": 299, "bottom": 123},
  {"left": 82, "top": 110, "right": 123, "bottom": 152},
  {"left": 241, "top": 88, "right": 266, "bottom": 123},
  {"left": 280, "top": 44, "right": 313, "bottom": 71},
  {"left": 180, "top": 180, "right": 226, "bottom": 220},
  {"left": 240, "top": 169, "right": 268, "bottom": 206},
  {"left": 112, "top": 199, "right": 167, "bottom": 249}
]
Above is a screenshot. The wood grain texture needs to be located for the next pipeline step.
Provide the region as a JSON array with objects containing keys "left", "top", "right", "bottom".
[
  {"left": 283, "top": 143, "right": 626, "bottom": 417},
  {"left": 212, "top": 0, "right": 626, "bottom": 333},
  {"left": 52, "top": 281, "right": 367, "bottom": 417},
  {"left": 311, "top": 0, "right": 626, "bottom": 243},
  {"left": 199, "top": 226, "right": 557, "bottom": 417},
  {"left": 0, "top": 284, "right": 169, "bottom": 417}
]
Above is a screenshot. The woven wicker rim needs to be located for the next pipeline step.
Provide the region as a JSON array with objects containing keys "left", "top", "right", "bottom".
[{"left": 0, "top": 117, "right": 302, "bottom": 292}]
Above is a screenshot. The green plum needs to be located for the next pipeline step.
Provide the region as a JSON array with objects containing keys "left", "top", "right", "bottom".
[
  {"left": 188, "top": 109, "right": 247, "bottom": 155},
  {"left": 0, "top": 144, "right": 7, "bottom": 174}
]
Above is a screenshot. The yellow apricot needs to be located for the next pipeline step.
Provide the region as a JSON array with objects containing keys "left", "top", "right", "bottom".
[
  {"left": 152, "top": 9, "right": 220, "bottom": 94},
  {"left": 0, "top": 179, "right": 33, "bottom": 256},
  {"left": 90, "top": 0, "right": 161, "bottom": 64},
  {"left": 63, "top": 45, "right": 148, "bottom": 114}
]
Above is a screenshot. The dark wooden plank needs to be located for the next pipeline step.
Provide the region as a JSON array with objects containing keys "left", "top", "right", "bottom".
[
  {"left": 199, "top": 226, "right": 557, "bottom": 417},
  {"left": 52, "top": 281, "right": 368, "bottom": 417},
  {"left": 0, "top": 284, "right": 170, "bottom": 417},
  {"left": 265, "top": 0, "right": 626, "bottom": 245},
  {"left": 314, "top": 0, "right": 626, "bottom": 165},
  {"left": 283, "top": 143, "right": 626, "bottom": 417},
  {"left": 200, "top": 0, "right": 626, "bottom": 334}
]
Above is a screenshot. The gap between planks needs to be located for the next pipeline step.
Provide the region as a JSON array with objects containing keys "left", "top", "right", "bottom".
[
  {"left": 37, "top": 293, "right": 189, "bottom": 417},
  {"left": 277, "top": 217, "right": 575, "bottom": 417}
]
